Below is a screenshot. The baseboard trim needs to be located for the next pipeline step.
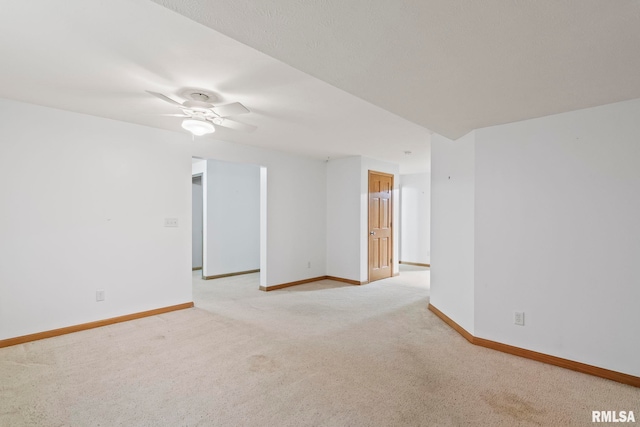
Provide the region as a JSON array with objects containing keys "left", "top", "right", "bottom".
[
  {"left": 399, "top": 261, "right": 430, "bottom": 267},
  {"left": 428, "top": 303, "right": 639, "bottom": 388},
  {"left": 204, "top": 269, "right": 260, "bottom": 280},
  {"left": 192, "top": 267, "right": 202, "bottom": 271},
  {"left": 260, "top": 275, "right": 365, "bottom": 291},
  {"left": 428, "top": 304, "right": 474, "bottom": 343},
  {"left": 260, "top": 276, "right": 327, "bottom": 291},
  {"left": 0, "top": 302, "right": 194, "bottom": 349},
  {"left": 325, "top": 276, "right": 364, "bottom": 286}
]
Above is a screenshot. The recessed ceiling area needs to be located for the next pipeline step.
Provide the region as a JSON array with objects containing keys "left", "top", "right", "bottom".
[
  {"left": 0, "top": 0, "right": 432, "bottom": 174},
  {"left": 153, "top": 0, "right": 640, "bottom": 140}
]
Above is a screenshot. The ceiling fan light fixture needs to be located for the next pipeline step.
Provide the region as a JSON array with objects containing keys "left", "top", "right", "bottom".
[{"left": 181, "top": 118, "right": 215, "bottom": 136}]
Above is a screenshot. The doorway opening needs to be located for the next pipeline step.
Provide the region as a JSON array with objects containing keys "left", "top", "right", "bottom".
[
  {"left": 191, "top": 157, "right": 266, "bottom": 289},
  {"left": 368, "top": 170, "right": 394, "bottom": 282},
  {"left": 192, "top": 174, "right": 203, "bottom": 271}
]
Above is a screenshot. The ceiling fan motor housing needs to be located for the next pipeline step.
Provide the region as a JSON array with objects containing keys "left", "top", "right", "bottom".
[{"left": 179, "top": 88, "right": 219, "bottom": 103}]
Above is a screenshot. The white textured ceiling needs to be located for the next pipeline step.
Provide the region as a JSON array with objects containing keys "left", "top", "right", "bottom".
[
  {"left": 3, "top": 1, "right": 639, "bottom": 173},
  {"left": 152, "top": 0, "right": 640, "bottom": 140},
  {"left": 0, "top": 0, "right": 431, "bottom": 173}
]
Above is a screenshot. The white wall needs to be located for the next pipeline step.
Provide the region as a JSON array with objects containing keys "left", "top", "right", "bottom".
[
  {"left": 474, "top": 99, "right": 640, "bottom": 376},
  {"left": 203, "top": 159, "right": 260, "bottom": 277},
  {"left": 430, "top": 132, "right": 476, "bottom": 334},
  {"left": 0, "top": 97, "right": 329, "bottom": 338},
  {"left": 0, "top": 98, "right": 192, "bottom": 340},
  {"left": 326, "top": 156, "right": 362, "bottom": 281},
  {"left": 190, "top": 138, "right": 327, "bottom": 288},
  {"left": 192, "top": 176, "right": 203, "bottom": 269},
  {"left": 432, "top": 98, "right": 640, "bottom": 376},
  {"left": 399, "top": 173, "right": 431, "bottom": 265}
]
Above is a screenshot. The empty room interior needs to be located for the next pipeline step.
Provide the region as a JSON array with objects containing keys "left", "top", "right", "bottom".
[{"left": 1, "top": 1, "right": 639, "bottom": 426}]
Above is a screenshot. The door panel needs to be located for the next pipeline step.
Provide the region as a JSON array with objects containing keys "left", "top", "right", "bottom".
[{"left": 368, "top": 171, "right": 393, "bottom": 282}]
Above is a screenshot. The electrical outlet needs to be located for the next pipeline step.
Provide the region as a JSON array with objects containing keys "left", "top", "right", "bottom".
[
  {"left": 307, "top": 261, "right": 311, "bottom": 268},
  {"left": 96, "top": 290, "right": 105, "bottom": 302},
  {"left": 164, "top": 218, "right": 178, "bottom": 227},
  {"left": 514, "top": 311, "right": 525, "bottom": 326}
]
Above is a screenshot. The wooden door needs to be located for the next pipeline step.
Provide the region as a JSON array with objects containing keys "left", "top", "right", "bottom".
[{"left": 368, "top": 171, "right": 393, "bottom": 282}]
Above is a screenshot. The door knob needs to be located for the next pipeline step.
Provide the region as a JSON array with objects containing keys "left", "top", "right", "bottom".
[{"left": 370, "top": 231, "right": 375, "bottom": 235}]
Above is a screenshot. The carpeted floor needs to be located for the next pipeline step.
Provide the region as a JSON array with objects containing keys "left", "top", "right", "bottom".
[{"left": 1, "top": 266, "right": 638, "bottom": 426}]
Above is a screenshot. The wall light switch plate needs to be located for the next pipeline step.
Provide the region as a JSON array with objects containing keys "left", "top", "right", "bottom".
[
  {"left": 164, "top": 218, "right": 178, "bottom": 227},
  {"left": 96, "top": 290, "right": 105, "bottom": 302},
  {"left": 514, "top": 311, "right": 525, "bottom": 326}
]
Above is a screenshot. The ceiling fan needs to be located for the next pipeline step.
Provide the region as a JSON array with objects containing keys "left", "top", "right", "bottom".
[{"left": 146, "top": 89, "right": 256, "bottom": 135}]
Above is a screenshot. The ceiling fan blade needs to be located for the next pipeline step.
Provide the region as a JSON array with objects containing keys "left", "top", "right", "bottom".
[
  {"left": 215, "top": 118, "right": 257, "bottom": 133},
  {"left": 158, "top": 113, "right": 189, "bottom": 117},
  {"left": 211, "top": 102, "right": 250, "bottom": 117},
  {"left": 146, "top": 91, "right": 184, "bottom": 107}
]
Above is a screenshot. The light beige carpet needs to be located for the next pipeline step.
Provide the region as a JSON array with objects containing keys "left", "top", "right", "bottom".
[{"left": 1, "top": 266, "right": 638, "bottom": 426}]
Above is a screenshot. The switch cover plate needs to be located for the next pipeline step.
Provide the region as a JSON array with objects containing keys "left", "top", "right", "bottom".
[{"left": 164, "top": 218, "right": 178, "bottom": 227}]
